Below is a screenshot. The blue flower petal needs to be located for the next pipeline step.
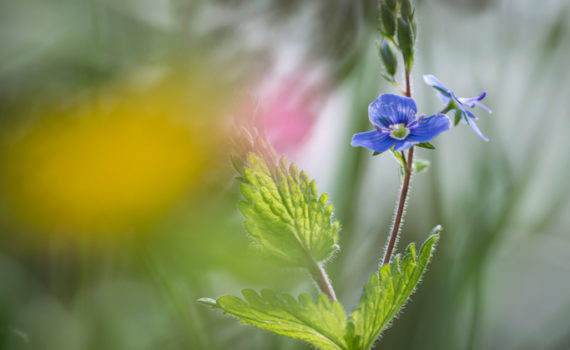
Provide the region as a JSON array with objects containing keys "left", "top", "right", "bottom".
[
  {"left": 393, "top": 139, "right": 416, "bottom": 151},
  {"left": 408, "top": 113, "right": 451, "bottom": 142},
  {"left": 464, "top": 109, "right": 479, "bottom": 121},
  {"left": 437, "top": 92, "right": 452, "bottom": 105},
  {"left": 473, "top": 100, "right": 492, "bottom": 114},
  {"left": 466, "top": 118, "right": 489, "bottom": 142},
  {"left": 459, "top": 94, "right": 492, "bottom": 114},
  {"left": 369, "top": 94, "right": 417, "bottom": 127},
  {"left": 423, "top": 75, "right": 451, "bottom": 96},
  {"left": 351, "top": 130, "right": 395, "bottom": 152},
  {"left": 424, "top": 75, "right": 491, "bottom": 142}
]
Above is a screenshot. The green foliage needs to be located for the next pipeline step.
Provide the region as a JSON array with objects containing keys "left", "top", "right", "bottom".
[
  {"left": 204, "top": 136, "right": 441, "bottom": 350},
  {"left": 454, "top": 109, "right": 462, "bottom": 125},
  {"left": 239, "top": 138, "right": 340, "bottom": 267},
  {"left": 416, "top": 142, "right": 435, "bottom": 150},
  {"left": 211, "top": 290, "right": 349, "bottom": 350},
  {"left": 412, "top": 159, "right": 430, "bottom": 174},
  {"left": 348, "top": 231, "right": 440, "bottom": 349},
  {"left": 392, "top": 151, "right": 408, "bottom": 170},
  {"left": 203, "top": 232, "right": 440, "bottom": 350}
]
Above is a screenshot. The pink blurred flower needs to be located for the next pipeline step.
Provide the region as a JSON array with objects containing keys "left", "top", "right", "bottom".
[{"left": 236, "top": 65, "right": 331, "bottom": 155}]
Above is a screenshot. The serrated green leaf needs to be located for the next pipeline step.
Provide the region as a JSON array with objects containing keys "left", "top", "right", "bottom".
[
  {"left": 239, "top": 138, "right": 339, "bottom": 267},
  {"left": 348, "top": 230, "right": 440, "bottom": 349},
  {"left": 214, "top": 290, "right": 349, "bottom": 350}
]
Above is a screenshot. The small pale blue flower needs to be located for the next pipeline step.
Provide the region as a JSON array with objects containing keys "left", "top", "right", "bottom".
[
  {"left": 351, "top": 94, "right": 450, "bottom": 153},
  {"left": 423, "top": 74, "right": 492, "bottom": 141}
]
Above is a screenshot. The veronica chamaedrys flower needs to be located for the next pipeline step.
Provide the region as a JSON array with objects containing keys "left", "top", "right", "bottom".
[
  {"left": 351, "top": 94, "right": 450, "bottom": 153},
  {"left": 423, "top": 74, "right": 492, "bottom": 142}
]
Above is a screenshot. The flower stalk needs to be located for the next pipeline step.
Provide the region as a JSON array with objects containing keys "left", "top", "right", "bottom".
[{"left": 382, "top": 69, "right": 414, "bottom": 265}]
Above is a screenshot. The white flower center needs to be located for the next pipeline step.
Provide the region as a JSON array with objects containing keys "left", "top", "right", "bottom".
[{"left": 389, "top": 123, "right": 410, "bottom": 140}]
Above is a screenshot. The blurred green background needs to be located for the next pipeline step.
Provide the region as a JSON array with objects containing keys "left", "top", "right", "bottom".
[{"left": 1, "top": 0, "right": 569, "bottom": 349}]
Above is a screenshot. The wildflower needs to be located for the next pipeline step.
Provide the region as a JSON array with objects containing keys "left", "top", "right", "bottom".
[
  {"left": 351, "top": 94, "right": 450, "bottom": 153},
  {"left": 423, "top": 74, "right": 492, "bottom": 141}
]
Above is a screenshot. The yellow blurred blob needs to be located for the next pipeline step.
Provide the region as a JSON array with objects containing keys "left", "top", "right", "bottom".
[{"left": 0, "top": 77, "right": 222, "bottom": 237}]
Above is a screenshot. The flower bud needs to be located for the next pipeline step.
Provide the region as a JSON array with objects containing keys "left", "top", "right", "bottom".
[
  {"left": 383, "top": 0, "right": 397, "bottom": 11},
  {"left": 378, "top": 3, "right": 396, "bottom": 38},
  {"left": 397, "top": 17, "right": 415, "bottom": 70},
  {"left": 400, "top": 0, "right": 413, "bottom": 20},
  {"left": 409, "top": 13, "right": 417, "bottom": 38},
  {"left": 379, "top": 39, "right": 398, "bottom": 76}
]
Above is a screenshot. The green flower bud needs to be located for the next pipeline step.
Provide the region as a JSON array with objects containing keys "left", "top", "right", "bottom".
[
  {"left": 379, "top": 39, "right": 398, "bottom": 76},
  {"left": 410, "top": 14, "right": 417, "bottom": 38},
  {"left": 383, "top": 0, "right": 397, "bottom": 11},
  {"left": 397, "top": 17, "right": 415, "bottom": 71},
  {"left": 378, "top": 3, "right": 396, "bottom": 38},
  {"left": 400, "top": 0, "right": 413, "bottom": 20}
]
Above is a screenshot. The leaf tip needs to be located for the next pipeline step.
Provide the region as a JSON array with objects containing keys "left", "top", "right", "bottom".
[
  {"left": 430, "top": 225, "right": 443, "bottom": 236},
  {"left": 197, "top": 297, "right": 218, "bottom": 308}
]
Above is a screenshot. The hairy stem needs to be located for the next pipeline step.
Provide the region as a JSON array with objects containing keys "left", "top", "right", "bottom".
[
  {"left": 307, "top": 259, "right": 337, "bottom": 302},
  {"left": 383, "top": 147, "right": 414, "bottom": 265},
  {"left": 382, "top": 67, "right": 415, "bottom": 265},
  {"left": 404, "top": 68, "right": 411, "bottom": 98}
]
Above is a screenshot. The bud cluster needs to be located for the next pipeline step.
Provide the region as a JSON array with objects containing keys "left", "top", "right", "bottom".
[{"left": 377, "top": 0, "right": 417, "bottom": 76}]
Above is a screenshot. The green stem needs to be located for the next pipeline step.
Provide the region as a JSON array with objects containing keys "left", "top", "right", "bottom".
[
  {"left": 404, "top": 67, "right": 411, "bottom": 98},
  {"left": 382, "top": 146, "right": 414, "bottom": 265},
  {"left": 439, "top": 105, "right": 451, "bottom": 114}
]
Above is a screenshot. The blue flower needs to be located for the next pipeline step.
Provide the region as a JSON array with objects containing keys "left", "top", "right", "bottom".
[
  {"left": 351, "top": 94, "right": 450, "bottom": 153},
  {"left": 423, "top": 74, "right": 492, "bottom": 141}
]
